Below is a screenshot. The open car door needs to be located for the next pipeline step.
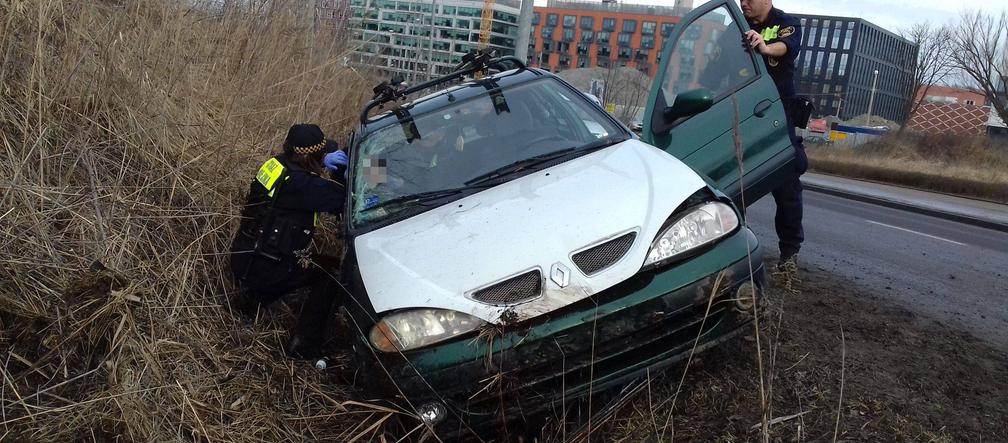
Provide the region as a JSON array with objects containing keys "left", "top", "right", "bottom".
[{"left": 642, "top": 0, "right": 794, "bottom": 208}]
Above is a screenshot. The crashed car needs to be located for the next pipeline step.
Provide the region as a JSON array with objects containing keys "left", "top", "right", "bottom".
[{"left": 339, "top": 0, "right": 796, "bottom": 437}]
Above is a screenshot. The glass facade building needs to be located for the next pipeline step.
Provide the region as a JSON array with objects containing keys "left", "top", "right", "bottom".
[
  {"left": 348, "top": 0, "right": 521, "bottom": 80},
  {"left": 793, "top": 15, "right": 917, "bottom": 123}
]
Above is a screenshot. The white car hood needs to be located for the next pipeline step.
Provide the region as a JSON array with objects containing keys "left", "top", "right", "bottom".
[{"left": 354, "top": 139, "right": 707, "bottom": 324}]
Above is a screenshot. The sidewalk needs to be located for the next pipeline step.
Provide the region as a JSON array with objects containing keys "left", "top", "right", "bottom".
[{"left": 801, "top": 173, "right": 1008, "bottom": 232}]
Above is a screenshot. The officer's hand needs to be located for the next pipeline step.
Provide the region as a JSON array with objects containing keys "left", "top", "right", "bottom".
[
  {"left": 745, "top": 30, "right": 767, "bottom": 53},
  {"left": 324, "top": 151, "right": 349, "bottom": 171}
]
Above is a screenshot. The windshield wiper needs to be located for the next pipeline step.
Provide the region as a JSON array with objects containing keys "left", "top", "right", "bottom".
[
  {"left": 360, "top": 184, "right": 492, "bottom": 213},
  {"left": 465, "top": 135, "right": 629, "bottom": 186},
  {"left": 465, "top": 148, "right": 577, "bottom": 186}
]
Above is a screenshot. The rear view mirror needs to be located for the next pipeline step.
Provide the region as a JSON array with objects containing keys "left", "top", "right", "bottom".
[{"left": 664, "top": 88, "right": 714, "bottom": 121}]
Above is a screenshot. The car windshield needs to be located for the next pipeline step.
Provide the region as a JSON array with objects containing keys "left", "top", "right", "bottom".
[{"left": 350, "top": 76, "right": 626, "bottom": 227}]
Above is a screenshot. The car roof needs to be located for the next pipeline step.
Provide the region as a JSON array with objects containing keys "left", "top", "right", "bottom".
[{"left": 358, "top": 67, "right": 553, "bottom": 139}]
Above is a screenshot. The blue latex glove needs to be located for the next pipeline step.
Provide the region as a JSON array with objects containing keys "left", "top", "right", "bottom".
[{"left": 324, "top": 151, "right": 349, "bottom": 171}]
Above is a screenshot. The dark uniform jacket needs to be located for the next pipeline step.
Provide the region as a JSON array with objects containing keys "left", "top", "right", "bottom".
[
  {"left": 230, "top": 154, "right": 345, "bottom": 289},
  {"left": 749, "top": 7, "right": 803, "bottom": 100}
]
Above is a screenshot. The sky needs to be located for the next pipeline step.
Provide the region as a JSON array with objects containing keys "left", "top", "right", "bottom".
[{"left": 533, "top": 0, "right": 1008, "bottom": 31}]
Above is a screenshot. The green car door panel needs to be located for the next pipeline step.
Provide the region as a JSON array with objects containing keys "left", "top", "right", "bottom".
[{"left": 643, "top": 0, "right": 794, "bottom": 208}]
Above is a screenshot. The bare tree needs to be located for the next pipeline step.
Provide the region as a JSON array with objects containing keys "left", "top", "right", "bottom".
[
  {"left": 950, "top": 10, "right": 1008, "bottom": 127},
  {"left": 899, "top": 23, "right": 954, "bottom": 132}
]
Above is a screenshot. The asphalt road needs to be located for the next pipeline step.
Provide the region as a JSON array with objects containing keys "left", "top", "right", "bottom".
[{"left": 746, "top": 189, "right": 1008, "bottom": 351}]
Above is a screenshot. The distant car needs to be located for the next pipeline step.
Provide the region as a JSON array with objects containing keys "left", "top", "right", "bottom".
[{"left": 341, "top": 0, "right": 796, "bottom": 438}]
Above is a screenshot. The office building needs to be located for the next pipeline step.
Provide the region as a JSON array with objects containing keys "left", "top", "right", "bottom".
[
  {"left": 793, "top": 15, "right": 917, "bottom": 123},
  {"left": 347, "top": 0, "right": 521, "bottom": 80},
  {"left": 528, "top": 0, "right": 693, "bottom": 76}
]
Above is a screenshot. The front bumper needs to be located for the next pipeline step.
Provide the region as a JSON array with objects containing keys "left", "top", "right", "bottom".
[{"left": 358, "top": 228, "right": 765, "bottom": 438}]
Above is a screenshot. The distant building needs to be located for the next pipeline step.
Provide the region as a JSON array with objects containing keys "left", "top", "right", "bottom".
[
  {"left": 907, "top": 86, "right": 990, "bottom": 135},
  {"left": 792, "top": 15, "right": 916, "bottom": 124},
  {"left": 347, "top": 0, "right": 521, "bottom": 80},
  {"left": 528, "top": 0, "right": 693, "bottom": 76}
]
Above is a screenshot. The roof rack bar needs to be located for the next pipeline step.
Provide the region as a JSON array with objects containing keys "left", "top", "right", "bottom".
[{"left": 359, "top": 54, "right": 528, "bottom": 124}]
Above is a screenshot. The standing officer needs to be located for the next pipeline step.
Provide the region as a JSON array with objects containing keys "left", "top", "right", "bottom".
[
  {"left": 741, "top": 0, "right": 808, "bottom": 271},
  {"left": 229, "top": 124, "right": 349, "bottom": 359}
]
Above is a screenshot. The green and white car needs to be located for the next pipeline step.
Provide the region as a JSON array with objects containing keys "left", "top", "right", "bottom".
[{"left": 339, "top": 0, "right": 796, "bottom": 437}]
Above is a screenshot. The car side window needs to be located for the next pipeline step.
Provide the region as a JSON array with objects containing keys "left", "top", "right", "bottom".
[{"left": 661, "top": 6, "right": 756, "bottom": 104}]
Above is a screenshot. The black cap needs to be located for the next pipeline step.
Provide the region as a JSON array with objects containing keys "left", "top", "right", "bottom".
[{"left": 284, "top": 124, "right": 326, "bottom": 155}]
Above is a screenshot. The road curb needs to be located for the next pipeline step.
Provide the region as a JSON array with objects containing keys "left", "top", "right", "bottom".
[{"left": 802, "top": 182, "right": 1008, "bottom": 234}]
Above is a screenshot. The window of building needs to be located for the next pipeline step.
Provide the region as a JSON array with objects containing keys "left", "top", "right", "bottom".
[
  {"left": 642, "top": 21, "right": 657, "bottom": 35},
  {"left": 541, "top": 27, "right": 553, "bottom": 39},
  {"left": 838, "top": 53, "right": 848, "bottom": 76},
  {"left": 807, "top": 25, "right": 817, "bottom": 48},
  {"left": 563, "top": 28, "right": 575, "bottom": 42},
  {"left": 617, "top": 32, "right": 632, "bottom": 46},
  {"left": 547, "top": 13, "right": 558, "bottom": 27},
  {"left": 532, "top": 12, "right": 539, "bottom": 26},
  {"left": 819, "top": 24, "right": 829, "bottom": 47},
  {"left": 618, "top": 46, "right": 633, "bottom": 58},
  {"left": 598, "top": 45, "right": 611, "bottom": 57},
  {"left": 597, "top": 31, "right": 610, "bottom": 43},
  {"left": 641, "top": 35, "right": 655, "bottom": 49},
  {"left": 577, "top": 43, "right": 589, "bottom": 55},
  {"left": 581, "top": 16, "right": 594, "bottom": 30},
  {"left": 563, "top": 15, "right": 576, "bottom": 28},
  {"left": 622, "top": 19, "right": 637, "bottom": 33},
  {"left": 661, "top": 22, "right": 676, "bottom": 38},
  {"left": 543, "top": 40, "right": 553, "bottom": 52},
  {"left": 826, "top": 52, "right": 836, "bottom": 80},
  {"left": 582, "top": 30, "right": 594, "bottom": 43},
  {"left": 602, "top": 18, "right": 616, "bottom": 31}
]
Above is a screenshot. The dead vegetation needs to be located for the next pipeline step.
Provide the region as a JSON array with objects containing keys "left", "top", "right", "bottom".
[
  {"left": 808, "top": 133, "right": 1008, "bottom": 203},
  {"left": 0, "top": 0, "right": 380, "bottom": 441}
]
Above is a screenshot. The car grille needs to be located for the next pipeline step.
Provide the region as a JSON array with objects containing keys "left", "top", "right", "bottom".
[
  {"left": 471, "top": 270, "right": 542, "bottom": 305},
  {"left": 571, "top": 232, "right": 637, "bottom": 276}
]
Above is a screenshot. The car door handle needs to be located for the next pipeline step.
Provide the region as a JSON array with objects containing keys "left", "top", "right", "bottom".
[{"left": 753, "top": 100, "right": 773, "bottom": 118}]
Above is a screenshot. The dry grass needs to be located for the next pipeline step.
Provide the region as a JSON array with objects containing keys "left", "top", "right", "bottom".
[
  {"left": 0, "top": 0, "right": 386, "bottom": 441},
  {"left": 808, "top": 133, "right": 1008, "bottom": 203}
]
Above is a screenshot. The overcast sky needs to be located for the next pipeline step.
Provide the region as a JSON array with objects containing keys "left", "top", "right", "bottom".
[{"left": 534, "top": 0, "right": 1008, "bottom": 31}]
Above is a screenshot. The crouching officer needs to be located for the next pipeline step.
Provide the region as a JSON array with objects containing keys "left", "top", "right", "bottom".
[
  {"left": 741, "top": 0, "right": 808, "bottom": 270},
  {"left": 229, "top": 124, "right": 350, "bottom": 359}
]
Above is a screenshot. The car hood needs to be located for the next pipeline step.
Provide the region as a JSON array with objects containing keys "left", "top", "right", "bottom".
[{"left": 354, "top": 139, "right": 708, "bottom": 324}]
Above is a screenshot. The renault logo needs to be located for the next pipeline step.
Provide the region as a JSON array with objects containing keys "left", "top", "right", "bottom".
[{"left": 550, "top": 263, "right": 571, "bottom": 288}]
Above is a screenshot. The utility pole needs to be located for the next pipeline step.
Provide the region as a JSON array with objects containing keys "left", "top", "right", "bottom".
[
  {"left": 515, "top": 0, "right": 534, "bottom": 62},
  {"left": 867, "top": 68, "right": 879, "bottom": 126}
]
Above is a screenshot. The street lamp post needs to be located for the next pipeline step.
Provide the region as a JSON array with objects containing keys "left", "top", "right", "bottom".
[{"left": 867, "top": 68, "right": 880, "bottom": 126}]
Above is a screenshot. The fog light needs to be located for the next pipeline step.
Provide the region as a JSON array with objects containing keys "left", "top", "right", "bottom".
[
  {"left": 735, "top": 281, "right": 759, "bottom": 312},
  {"left": 418, "top": 402, "right": 447, "bottom": 426}
]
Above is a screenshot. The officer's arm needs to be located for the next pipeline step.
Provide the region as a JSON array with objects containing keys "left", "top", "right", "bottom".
[
  {"left": 762, "top": 42, "right": 789, "bottom": 58},
  {"left": 275, "top": 172, "right": 346, "bottom": 214}
]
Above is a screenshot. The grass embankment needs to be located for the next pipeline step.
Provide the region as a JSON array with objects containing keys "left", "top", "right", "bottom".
[
  {"left": 0, "top": 1, "right": 379, "bottom": 440},
  {"left": 808, "top": 133, "right": 1008, "bottom": 203}
]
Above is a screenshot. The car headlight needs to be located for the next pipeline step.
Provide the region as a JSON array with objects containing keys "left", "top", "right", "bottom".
[
  {"left": 643, "top": 202, "right": 740, "bottom": 268},
  {"left": 369, "top": 308, "right": 486, "bottom": 352}
]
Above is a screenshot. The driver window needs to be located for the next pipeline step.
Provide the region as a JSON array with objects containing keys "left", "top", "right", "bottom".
[{"left": 662, "top": 7, "right": 756, "bottom": 104}]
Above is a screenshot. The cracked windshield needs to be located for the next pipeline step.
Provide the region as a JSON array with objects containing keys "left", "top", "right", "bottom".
[{"left": 352, "top": 77, "right": 624, "bottom": 225}]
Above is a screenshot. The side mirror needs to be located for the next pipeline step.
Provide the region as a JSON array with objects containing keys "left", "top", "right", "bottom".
[{"left": 664, "top": 88, "right": 714, "bottom": 121}]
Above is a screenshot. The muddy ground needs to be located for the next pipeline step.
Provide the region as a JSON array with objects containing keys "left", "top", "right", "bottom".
[{"left": 590, "top": 264, "right": 1008, "bottom": 442}]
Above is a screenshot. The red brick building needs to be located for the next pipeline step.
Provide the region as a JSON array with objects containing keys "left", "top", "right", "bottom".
[
  {"left": 529, "top": 1, "right": 693, "bottom": 77},
  {"left": 907, "top": 86, "right": 989, "bottom": 135}
]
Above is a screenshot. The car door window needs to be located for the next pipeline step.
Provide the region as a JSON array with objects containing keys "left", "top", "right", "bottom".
[{"left": 661, "top": 6, "right": 756, "bottom": 105}]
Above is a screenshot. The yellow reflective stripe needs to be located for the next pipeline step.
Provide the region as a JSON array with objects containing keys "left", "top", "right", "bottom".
[
  {"left": 314, "top": 212, "right": 320, "bottom": 227},
  {"left": 255, "top": 158, "right": 285, "bottom": 191},
  {"left": 761, "top": 25, "right": 780, "bottom": 41}
]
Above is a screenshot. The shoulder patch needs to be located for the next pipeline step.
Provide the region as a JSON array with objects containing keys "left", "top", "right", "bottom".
[
  {"left": 256, "top": 158, "right": 285, "bottom": 191},
  {"left": 779, "top": 26, "right": 796, "bottom": 38}
]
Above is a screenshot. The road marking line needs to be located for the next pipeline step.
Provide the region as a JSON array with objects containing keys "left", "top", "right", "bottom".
[{"left": 865, "top": 220, "right": 966, "bottom": 246}]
